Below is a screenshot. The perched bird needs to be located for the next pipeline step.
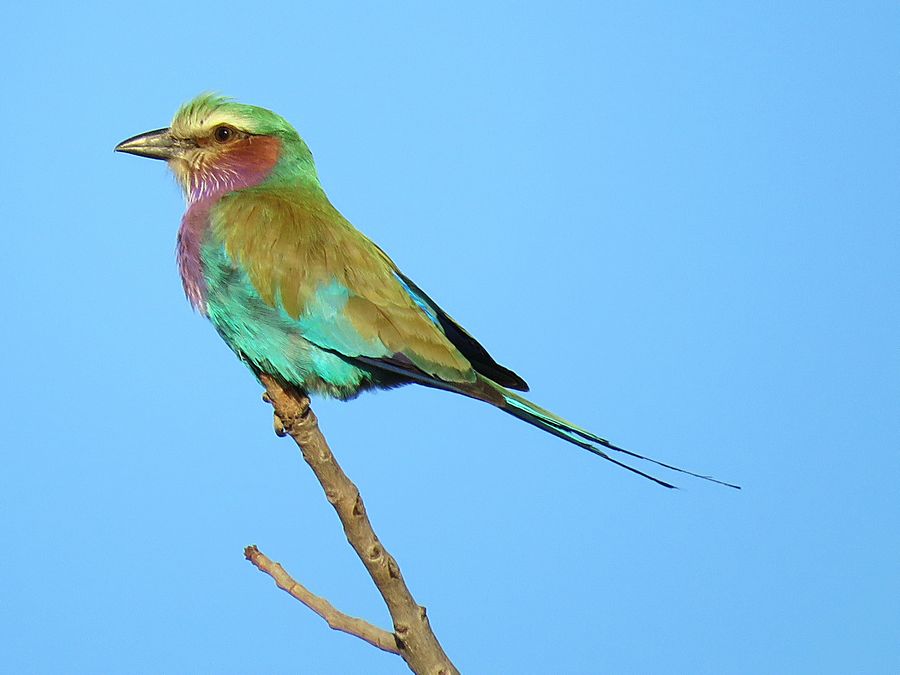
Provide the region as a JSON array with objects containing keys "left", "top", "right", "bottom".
[{"left": 116, "top": 94, "right": 736, "bottom": 489}]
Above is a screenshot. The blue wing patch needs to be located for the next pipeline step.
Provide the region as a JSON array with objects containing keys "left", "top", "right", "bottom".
[{"left": 395, "top": 272, "right": 440, "bottom": 326}]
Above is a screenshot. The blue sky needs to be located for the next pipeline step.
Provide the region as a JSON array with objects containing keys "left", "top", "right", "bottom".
[{"left": 2, "top": 2, "right": 898, "bottom": 673}]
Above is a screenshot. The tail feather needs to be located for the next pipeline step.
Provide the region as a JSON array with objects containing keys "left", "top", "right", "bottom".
[
  {"left": 355, "top": 353, "right": 739, "bottom": 489},
  {"left": 492, "top": 381, "right": 740, "bottom": 490},
  {"left": 501, "top": 396, "right": 678, "bottom": 488}
]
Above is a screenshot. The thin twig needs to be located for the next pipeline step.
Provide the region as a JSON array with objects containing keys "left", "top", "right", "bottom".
[
  {"left": 244, "top": 545, "right": 399, "bottom": 654},
  {"left": 252, "top": 374, "right": 459, "bottom": 675}
]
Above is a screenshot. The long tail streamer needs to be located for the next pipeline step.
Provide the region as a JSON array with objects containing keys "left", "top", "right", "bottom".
[{"left": 496, "top": 384, "right": 740, "bottom": 490}]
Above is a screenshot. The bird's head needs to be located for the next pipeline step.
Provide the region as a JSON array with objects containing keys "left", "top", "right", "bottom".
[{"left": 115, "top": 94, "right": 318, "bottom": 202}]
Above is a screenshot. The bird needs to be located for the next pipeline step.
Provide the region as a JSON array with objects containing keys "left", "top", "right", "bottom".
[{"left": 115, "top": 93, "right": 737, "bottom": 489}]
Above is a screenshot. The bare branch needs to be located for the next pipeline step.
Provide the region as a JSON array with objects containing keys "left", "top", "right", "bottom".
[
  {"left": 252, "top": 374, "right": 459, "bottom": 675},
  {"left": 244, "top": 545, "right": 399, "bottom": 654}
]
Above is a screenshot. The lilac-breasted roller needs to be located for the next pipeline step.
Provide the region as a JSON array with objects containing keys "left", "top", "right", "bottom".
[{"left": 115, "top": 94, "right": 737, "bottom": 489}]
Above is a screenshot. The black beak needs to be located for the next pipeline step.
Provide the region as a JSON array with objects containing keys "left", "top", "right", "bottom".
[{"left": 114, "top": 127, "right": 193, "bottom": 160}]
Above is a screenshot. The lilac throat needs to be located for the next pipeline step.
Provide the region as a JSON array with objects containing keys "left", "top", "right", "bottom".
[{"left": 175, "top": 140, "right": 281, "bottom": 313}]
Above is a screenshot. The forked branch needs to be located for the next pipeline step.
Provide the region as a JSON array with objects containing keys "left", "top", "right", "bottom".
[
  {"left": 244, "top": 545, "right": 399, "bottom": 654},
  {"left": 247, "top": 374, "right": 459, "bottom": 675}
]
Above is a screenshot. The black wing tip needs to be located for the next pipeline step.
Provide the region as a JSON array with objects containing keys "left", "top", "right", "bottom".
[
  {"left": 499, "top": 370, "right": 529, "bottom": 392},
  {"left": 478, "top": 362, "right": 529, "bottom": 391}
]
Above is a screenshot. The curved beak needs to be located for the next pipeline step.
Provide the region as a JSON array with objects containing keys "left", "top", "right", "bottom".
[{"left": 114, "top": 127, "right": 193, "bottom": 161}]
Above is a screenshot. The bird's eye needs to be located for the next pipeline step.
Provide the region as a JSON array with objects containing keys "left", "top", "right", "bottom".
[{"left": 213, "top": 125, "right": 234, "bottom": 143}]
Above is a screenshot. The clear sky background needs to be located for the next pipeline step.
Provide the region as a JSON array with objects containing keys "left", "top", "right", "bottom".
[{"left": 2, "top": 2, "right": 897, "bottom": 673}]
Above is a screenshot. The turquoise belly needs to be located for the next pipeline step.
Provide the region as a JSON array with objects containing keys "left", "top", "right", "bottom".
[{"left": 199, "top": 243, "right": 374, "bottom": 399}]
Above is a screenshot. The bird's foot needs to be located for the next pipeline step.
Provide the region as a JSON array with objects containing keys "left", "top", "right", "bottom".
[{"left": 273, "top": 413, "right": 288, "bottom": 437}]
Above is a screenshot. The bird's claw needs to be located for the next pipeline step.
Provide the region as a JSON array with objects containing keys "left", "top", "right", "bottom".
[{"left": 273, "top": 413, "right": 287, "bottom": 437}]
